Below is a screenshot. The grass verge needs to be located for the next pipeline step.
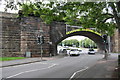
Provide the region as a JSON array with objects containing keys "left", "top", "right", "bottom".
[{"left": 0, "top": 57, "right": 26, "bottom": 61}]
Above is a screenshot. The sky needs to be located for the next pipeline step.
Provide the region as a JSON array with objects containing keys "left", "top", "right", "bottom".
[{"left": 64, "top": 36, "right": 87, "bottom": 41}]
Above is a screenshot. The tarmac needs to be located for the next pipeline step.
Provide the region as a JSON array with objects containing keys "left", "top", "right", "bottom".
[
  {"left": 0, "top": 54, "right": 119, "bottom": 78},
  {"left": 0, "top": 56, "right": 64, "bottom": 68}
]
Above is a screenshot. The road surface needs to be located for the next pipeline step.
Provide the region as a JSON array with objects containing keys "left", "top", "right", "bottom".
[{"left": 1, "top": 53, "right": 118, "bottom": 79}]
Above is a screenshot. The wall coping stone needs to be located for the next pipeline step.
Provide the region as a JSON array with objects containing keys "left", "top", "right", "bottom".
[{"left": 0, "top": 12, "right": 17, "bottom": 18}]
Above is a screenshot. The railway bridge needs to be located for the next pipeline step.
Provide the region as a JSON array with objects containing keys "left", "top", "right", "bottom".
[{"left": 1, "top": 13, "right": 111, "bottom": 57}]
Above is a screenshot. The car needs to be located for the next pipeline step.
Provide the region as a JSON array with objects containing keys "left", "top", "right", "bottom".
[
  {"left": 88, "top": 49, "right": 95, "bottom": 54},
  {"left": 78, "top": 49, "right": 82, "bottom": 52},
  {"left": 69, "top": 49, "right": 80, "bottom": 56},
  {"left": 59, "top": 49, "right": 67, "bottom": 53}
]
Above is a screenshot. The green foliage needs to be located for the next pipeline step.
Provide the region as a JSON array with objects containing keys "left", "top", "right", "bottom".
[
  {"left": 79, "top": 38, "right": 97, "bottom": 48},
  {"left": 18, "top": 2, "right": 67, "bottom": 24},
  {"left": 58, "top": 42, "right": 62, "bottom": 46},
  {"left": 62, "top": 39, "right": 79, "bottom": 47},
  {"left": 59, "top": 38, "right": 97, "bottom": 48},
  {"left": 5, "top": 1, "right": 119, "bottom": 35}
]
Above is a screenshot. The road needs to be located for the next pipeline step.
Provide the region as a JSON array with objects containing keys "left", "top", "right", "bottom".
[{"left": 1, "top": 53, "right": 118, "bottom": 79}]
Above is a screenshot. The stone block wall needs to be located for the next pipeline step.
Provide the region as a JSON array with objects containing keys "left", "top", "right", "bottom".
[
  {"left": 1, "top": 13, "right": 21, "bottom": 57},
  {"left": 1, "top": 13, "right": 52, "bottom": 57},
  {"left": 1, "top": 13, "right": 64, "bottom": 57},
  {"left": 20, "top": 17, "right": 51, "bottom": 57},
  {"left": 49, "top": 21, "right": 66, "bottom": 56}
]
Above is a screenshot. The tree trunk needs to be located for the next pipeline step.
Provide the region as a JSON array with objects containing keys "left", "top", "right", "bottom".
[
  {"left": 110, "top": 2, "right": 120, "bottom": 29},
  {"left": 118, "top": 29, "right": 120, "bottom": 52},
  {"left": 110, "top": 2, "right": 120, "bottom": 53}
]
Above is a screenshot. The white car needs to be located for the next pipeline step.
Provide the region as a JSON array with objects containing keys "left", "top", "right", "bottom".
[
  {"left": 69, "top": 49, "right": 80, "bottom": 56},
  {"left": 88, "top": 49, "right": 95, "bottom": 54}
]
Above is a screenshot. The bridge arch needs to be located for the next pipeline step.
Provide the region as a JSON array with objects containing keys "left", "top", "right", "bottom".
[{"left": 55, "top": 31, "right": 105, "bottom": 54}]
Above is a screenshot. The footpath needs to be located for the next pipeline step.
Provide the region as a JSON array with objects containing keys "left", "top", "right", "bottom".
[
  {"left": 0, "top": 56, "right": 63, "bottom": 68},
  {"left": 74, "top": 54, "right": 119, "bottom": 79}
]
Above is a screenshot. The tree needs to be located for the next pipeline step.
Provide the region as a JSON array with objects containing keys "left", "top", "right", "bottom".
[
  {"left": 4, "top": 1, "right": 120, "bottom": 35},
  {"left": 58, "top": 42, "right": 62, "bottom": 46},
  {"left": 62, "top": 39, "right": 79, "bottom": 47},
  {"left": 79, "top": 38, "right": 97, "bottom": 48}
]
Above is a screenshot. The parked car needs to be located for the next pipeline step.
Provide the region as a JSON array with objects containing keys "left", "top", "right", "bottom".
[
  {"left": 78, "top": 49, "right": 82, "bottom": 52},
  {"left": 78, "top": 50, "right": 84, "bottom": 54},
  {"left": 59, "top": 48, "right": 71, "bottom": 56},
  {"left": 88, "top": 49, "right": 95, "bottom": 54},
  {"left": 59, "top": 49, "right": 67, "bottom": 53},
  {"left": 69, "top": 49, "right": 80, "bottom": 56}
]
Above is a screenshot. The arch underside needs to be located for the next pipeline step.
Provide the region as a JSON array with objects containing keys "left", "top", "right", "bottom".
[{"left": 56, "top": 31, "right": 105, "bottom": 51}]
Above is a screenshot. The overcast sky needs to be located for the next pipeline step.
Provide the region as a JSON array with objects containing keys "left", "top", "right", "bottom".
[{"left": 64, "top": 36, "right": 87, "bottom": 41}]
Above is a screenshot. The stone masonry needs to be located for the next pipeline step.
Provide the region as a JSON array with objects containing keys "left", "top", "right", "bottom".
[
  {"left": 1, "top": 12, "right": 66, "bottom": 57},
  {"left": 1, "top": 12, "right": 120, "bottom": 57},
  {"left": 1, "top": 13, "right": 21, "bottom": 57},
  {"left": 20, "top": 17, "right": 51, "bottom": 57}
]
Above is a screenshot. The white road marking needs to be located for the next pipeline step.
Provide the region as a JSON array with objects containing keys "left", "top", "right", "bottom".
[
  {"left": 2, "top": 62, "right": 47, "bottom": 69},
  {"left": 6, "top": 63, "right": 57, "bottom": 78},
  {"left": 69, "top": 67, "right": 89, "bottom": 80}
]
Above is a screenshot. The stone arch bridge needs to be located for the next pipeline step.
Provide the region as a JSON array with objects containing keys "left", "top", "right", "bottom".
[{"left": 1, "top": 13, "right": 107, "bottom": 57}]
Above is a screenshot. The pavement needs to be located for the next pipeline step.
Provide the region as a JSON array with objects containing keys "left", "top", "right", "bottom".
[
  {"left": 1, "top": 53, "right": 119, "bottom": 79},
  {"left": 1, "top": 55, "right": 64, "bottom": 68},
  {"left": 74, "top": 54, "right": 118, "bottom": 78}
]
